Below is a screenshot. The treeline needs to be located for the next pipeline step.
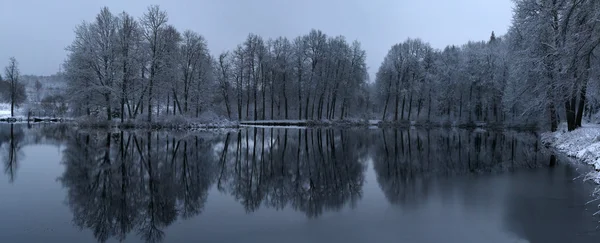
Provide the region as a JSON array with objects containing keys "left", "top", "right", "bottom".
[
  {"left": 63, "top": 6, "right": 368, "bottom": 123},
  {"left": 64, "top": 1, "right": 600, "bottom": 131},
  {"left": 375, "top": 37, "right": 507, "bottom": 125},
  {"left": 375, "top": 0, "right": 600, "bottom": 131}
]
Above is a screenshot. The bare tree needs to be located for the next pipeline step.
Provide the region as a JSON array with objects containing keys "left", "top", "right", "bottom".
[
  {"left": 4, "top": 57, "right": 21, "bottom": 117},
  {"left": 217, "top": 52, "right": 232, "bottom": 119},
  {"left": 116, "top": 11, "right": 142, "bottom": 122},
  {"left": 140, "top": 5, "right": 168, "bottom": 122}
]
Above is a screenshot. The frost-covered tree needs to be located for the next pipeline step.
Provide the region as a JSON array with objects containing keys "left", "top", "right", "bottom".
[
  {"left": 61, "top": 8, "right": 366, "bottom": 123},
  {"left": 216, "top": 52, "right": 233, "bottom": 119},
  {"left": 4, "top": 57, "right": 26, "bottom": 117},
  {"left": 140, "top": 5, "right": 168, "bottom": 122},
  {"left": 64, "top": 7, "right": 119, "bottom": 120},
  {"left": 508, "top": 0, "right": 600, "bottom": 131},
  {"left": 376, "top": 39, "right": 433, "bottom": 122},
  {"left": 116, "top": 11, "right": 142, "bottom": 122}
]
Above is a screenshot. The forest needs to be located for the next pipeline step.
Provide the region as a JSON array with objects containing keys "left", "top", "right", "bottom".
[{"left": 2, "top": 0, "right": 599, "bottom": 132}]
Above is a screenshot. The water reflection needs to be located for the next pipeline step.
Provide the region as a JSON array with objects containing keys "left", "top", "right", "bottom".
[
  {"left": 372, "top": 129, "right": 550, "bottom": 206},
  {"left": 215, "top": 128, "right": 367, "bottom": 217},
  {"left": 55, "top": 128, "right": 369, "bottom": 242},
  {"left": 59, "top": 131, "right": 217, "bottom": 242},
  {"left": 0, "top": 124, "right": 25, "bottom": 182},
  {"left": 0, "top": 124, "right": 71, "bottom": 183},
  {"left": 1, "top": 125, "right": 598, "bottom": 242}
]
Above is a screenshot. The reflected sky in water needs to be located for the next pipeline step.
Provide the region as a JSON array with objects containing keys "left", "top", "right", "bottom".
[{"left": 0, "top": 124, "right": 598, "bottom": 243}]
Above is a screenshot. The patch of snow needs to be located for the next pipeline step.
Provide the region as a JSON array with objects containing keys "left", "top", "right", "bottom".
[
  {"left": 240, "top": 120, "right": 307, "bottom": 124},
  {"left": 0, "top": 103, "right": 11, "bottom": 117},
  {"left": 0, "top": 103, "right": 25, "bottom": 118},
  {"left": 239, "top": 124, "right": 307, "bottom": 129},
  {"left": 542, "top": 123, "right": 600, "bottom": 184},
  {"left": 474, "top": 128, "right": 487, "bottom": 133}
]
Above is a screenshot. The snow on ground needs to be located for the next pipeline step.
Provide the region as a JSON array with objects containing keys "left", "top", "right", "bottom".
[
  {"left": 0, "top": 103, "right": 10, "bottom": 117},
  {"left": 239, "top": 124, "right": 307, "bottom": 129},
  {"left": 542, "top": 123, "right": 600, "bottom": 184},
  {"left": 0, "top": 103, "right": 26, "bottom": 118}
]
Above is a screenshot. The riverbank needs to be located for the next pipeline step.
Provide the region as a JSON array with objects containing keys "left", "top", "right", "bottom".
[
  {"left": 0, "top": 116, "right": 72, "bottom": 123},
  {"left": 74, "top": 117, "right": 239, "bottom": 130},
  {"left": 2, "top": 115, "right": 541, "bottom": 131},
  {"left": 541, "top": 124, "right": 600, "bottom": 184},
  {"left": 240, "top": 119, "right": 537, "bottom": 130}
]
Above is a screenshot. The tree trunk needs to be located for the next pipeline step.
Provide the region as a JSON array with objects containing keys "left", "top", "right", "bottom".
[
  {"left": 246, "top": 71, "right": 251, "bottom": 120},
  {"left": 147, "top": 77, "right": 153, "bottom": 122},
  {"left": 298, "top": 72, "right": 302, "bottom": 120},
  {"left": 459, "top": 93, "right": 463, "bottom": 120},
  {"left": 382, "top": 76, "right": 392, "bottom": 121},
  {"left": 183, "top": 86, "right": 189, "bottom": 114},
  {"left": 317, "top": 91, "right": 325, "bottom": 120},
  {"left": 407, "top": 94, "right": 413, "bottom": 120},
  {"left": 106, "top": 93, "right": 112, "bottom": 121},
  {"left": 304, "top": 93, "right": 310, "bottom": 120},
  {"left": 565, "top": 91, "right": 577, "bottom": 131},
  {"left": 417, "top": 97, "right": 423, "bottom": 119},
  {"left": 341, "top": 97, "right": 347, "bottom": 120},
  {"left": 167, "top": 94, "right": 170, "bottom": 115},
  {"left": 10, "top": 80, "right": 14, "bottom": 117},
  {"left": 393, "top": 91, "right": 399, "bottom": 122},
  {"left": 575, "top": 83, "right": 587, "bottom": 128},
  {"left": 400, "top": 94, "right": 406, "bottom": 120},
  {"left": 262, "top": 68, "right": 266, "bottom": 120},
  {"left": 270, "top": 70, "right": 274, "bottom": 120},
  {"left": 576, "top": 55, "right": 591, "bottom": 128},
  {"left": 283, "top": 72, "right": 288, "bottom": 119},
  {"left": 427, "top": 88, "right": 432, "bottom": 121},
  {"left": 121, "top": 61, "right": 128, "bottom": 123},
  {"left": 173, "top": 93, "right": 177, "bottom": 115},
  {"left": 468, "top": 84, "right": 473, "bottom": 122},
  {"left": 550, "top": 102, "right": 558, "bottom": 132}
]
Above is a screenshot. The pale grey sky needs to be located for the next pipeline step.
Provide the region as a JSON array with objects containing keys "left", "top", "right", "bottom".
[{"left": 0, "top": 0, "right": 514, "bottom": 79}]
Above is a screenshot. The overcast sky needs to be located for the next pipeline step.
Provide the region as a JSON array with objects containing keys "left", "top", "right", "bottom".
[{"left": 0, "top": 0, "right": 514, "bottom": 80}]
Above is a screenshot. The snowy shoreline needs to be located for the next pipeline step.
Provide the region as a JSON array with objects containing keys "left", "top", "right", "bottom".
[{"left": 541, "top": 124, "right": 600, "bottom": 184}]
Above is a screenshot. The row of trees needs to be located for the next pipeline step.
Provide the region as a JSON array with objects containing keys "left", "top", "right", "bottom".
[
  {"left": 61, "top": 1, "right": 600, "bottom": 131},
  {"left": 63, "top": 6, "right": 369, "bottom": 123},
  {"left": 219, "top": 31, "right": 369, "bottom": 121},
  {"left": 375, "top": 0, "right": 600, "bottom": 131},
  {"left": 375, "top": 35, "right": 508, "bottom": 125},
  {"left": 508, "top": 0, "right": 600, "bottom": 131}
]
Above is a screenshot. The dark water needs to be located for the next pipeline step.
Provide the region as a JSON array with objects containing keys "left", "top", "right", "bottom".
[{"left": 0, "top": 124, "right": 599, "bottom": 243}]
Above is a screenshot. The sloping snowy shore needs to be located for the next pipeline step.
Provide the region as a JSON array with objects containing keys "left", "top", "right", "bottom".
[{"left": 541, "top": 124, "right": 600, "bottom": 184}]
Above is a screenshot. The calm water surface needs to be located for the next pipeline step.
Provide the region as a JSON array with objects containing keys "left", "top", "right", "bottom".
[{"left": 0, "top": 124, "right": 599, "bottom": 243}]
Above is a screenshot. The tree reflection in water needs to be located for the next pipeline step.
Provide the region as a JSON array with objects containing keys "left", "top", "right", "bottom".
[
  {"left": 0, "top": 124, "right": 25, "bottom": 183},
  {"left": 2, "top": 124, "right": 596, "bottom": 242},
  {"left": 58, "top": 128, "right": 368, "bottom": 242},
  {"left": 372, "top": 129, "right": 550, "bottom": 206},
  {"left": 59, "top": 130, "right": 217, "bottom": 242},
  {"left": 216, "top": 128, "right": 367, "bottom": 218}
]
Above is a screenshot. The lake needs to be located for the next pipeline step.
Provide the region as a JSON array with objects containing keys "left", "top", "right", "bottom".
[{"left": 0, "top": 124, "right": 599, "bottom": 243}]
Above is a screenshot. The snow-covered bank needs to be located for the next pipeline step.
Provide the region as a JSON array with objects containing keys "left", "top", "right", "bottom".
[
  {"left": 239, "top": 119, "right": 373, "bottom": 127},
  {"left": 541, "top": 124, "right": 600, "bottom": 184},
  {"left": 74, "top": 116, "right": 240, "bottom": 130}
]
